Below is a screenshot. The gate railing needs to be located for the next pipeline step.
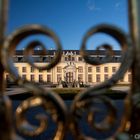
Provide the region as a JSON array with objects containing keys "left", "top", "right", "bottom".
[{"left": 0, "top": 0, "right": 139, "bottom": 139}]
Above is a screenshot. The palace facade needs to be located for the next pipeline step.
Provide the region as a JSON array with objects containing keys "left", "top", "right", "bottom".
[{"left": 5, "top": 50, "right": 131, "bottom": 86}]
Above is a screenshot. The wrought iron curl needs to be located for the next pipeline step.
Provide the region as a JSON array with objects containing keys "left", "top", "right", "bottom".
[
  {"left": 80, "top": 24, "right": 133, "bottom": 90},
  {"left": 1, "top": 23, "right": 133, "bottom": 139},
  {"left": 69, "top": 24, "right": 133, "bottom": 139},
  {"left": 71, "top": 93, "right": 117, "bottom": 139},
  {"left": 1, "top": 24, "right": 63, "bottom": 92},
  {"left": 0, "top": 0, "right": 139, "bottom": 139},
  {"left": 71, "top": 88, "right": 132, "bottom": 140},
  {"left": 2, "top": 24, "right": 62, "bottom": 81},
  {"left": 1, "top": 25, "right": 67, "bottom": 139},
  {"left": 16, "top": 89, "right": 67, "bottom": 139},
  {"left": 1, "top": 24, "right": 64, "bottom": 88}
]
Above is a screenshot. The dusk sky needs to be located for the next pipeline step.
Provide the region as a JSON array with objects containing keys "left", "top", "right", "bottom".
[{"left": 7, "top": 0, "right": 128, "bottom": 50}]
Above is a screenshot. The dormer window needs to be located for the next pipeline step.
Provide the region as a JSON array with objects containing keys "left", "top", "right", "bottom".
[{"left": 68, "top": 55, "right": 71, "bottom": 61}]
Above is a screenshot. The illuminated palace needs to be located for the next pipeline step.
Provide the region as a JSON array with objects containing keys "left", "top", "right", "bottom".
[{"left": 5, "top": 50, "right": 131, "bottom": 86}]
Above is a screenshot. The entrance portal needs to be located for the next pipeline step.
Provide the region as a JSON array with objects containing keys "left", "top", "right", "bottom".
[
  {"left": 66, "top": 72, "right": 74, "bottom": 83},
  {"left": 63, "top": 63, "right": 77, "bottom": 84}
]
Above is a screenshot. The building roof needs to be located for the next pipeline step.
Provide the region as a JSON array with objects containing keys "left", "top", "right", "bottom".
[
  {"left": 14, "top": 50, "right": 121, "bottom": 56},
  {"left": 13, "top": 50, "right": 122, "bottom": 63}
]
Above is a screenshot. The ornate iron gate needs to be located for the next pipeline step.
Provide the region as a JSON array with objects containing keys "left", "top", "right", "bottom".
[{"left": 0, "top": 0, "right": 140, "bottom": 139}]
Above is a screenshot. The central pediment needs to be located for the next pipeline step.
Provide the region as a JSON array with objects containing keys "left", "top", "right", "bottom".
[{"left": 63, "top": 62, "right": 77, "bottom": 72}]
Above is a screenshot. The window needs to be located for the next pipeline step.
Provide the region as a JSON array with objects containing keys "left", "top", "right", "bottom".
[
  {"left": 47, "top": 69, "right": 51, "bottom": 73},
  {"left": 104, "top": 67, "right": 108, "bottom": 73},
  {"left": 22, "top": 74, "right": 26, "bottom": 80},
  {"left": 78, "top": 74, "right": 83, "bottom": 81},
  {"left": 57, "top": 66, "right": 62, "bottom": 73},
  {"left": 112, "top": 67, "right": 116, "bottom": 73},
  {"left": 104, "top": 74, "right": 109, "bottom": 80},
  {"left": 88, "top": 67, "right": 92, "bottom": 72},
  {"left": 96, "top": 74, "right": 100, "bottom": 82},
  {"left": 31, "top": 67, "right": 34, "bottom": 72},
  {"left": 39, "top": 75, "right": 43, "bottom": 82},
  {"left": 57, "top": 74, "right": 62, "bottom": 82},
  {"left": 78, "top": 57, "right": 82, "bottom": 61},
  {"left": 22, "top": 67, "right": 26, "bottom": 73},
  {"left": 68, "top": 55, "right": 71, "bottom": 61},
  {"left": 65, "top": 57, "right": 68, "bottom": 61},
  {"left": 39, "top": 69, "right": 43, "bottom": 73},
  {"left": 72, "top": 57, "right": 75, "bottom": 61},
  {"left": 96, "top": 66, "right": 100, "bottom": 73},
  {"left": 31, "top": 75, "right": 35, "bottom": 81},
  {"left": 47, "top": 75, "right": 51, "bottom": 82},
  {"left": 128, "top": 74, "right": 132, "bottom": 82},
  {"left": 78, "top": 66, "right": 83, "bottom": 73},
  {"left": 88, "top": 74, "right": 92, "bottom": 82}
]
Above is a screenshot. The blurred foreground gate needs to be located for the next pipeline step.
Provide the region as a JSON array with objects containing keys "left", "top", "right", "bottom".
[{"left": 0, "top": 0, "right": 140, "bottom": 140}]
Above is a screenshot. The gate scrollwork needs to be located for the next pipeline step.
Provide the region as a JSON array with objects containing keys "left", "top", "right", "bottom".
[{"left": 0, "top": 0, "right": 137, "bottom": 139}]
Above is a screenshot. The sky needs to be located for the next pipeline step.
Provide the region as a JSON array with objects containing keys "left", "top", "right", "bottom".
[{"left": 7, "top": 0, "right": 129, "bottom": 50}]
